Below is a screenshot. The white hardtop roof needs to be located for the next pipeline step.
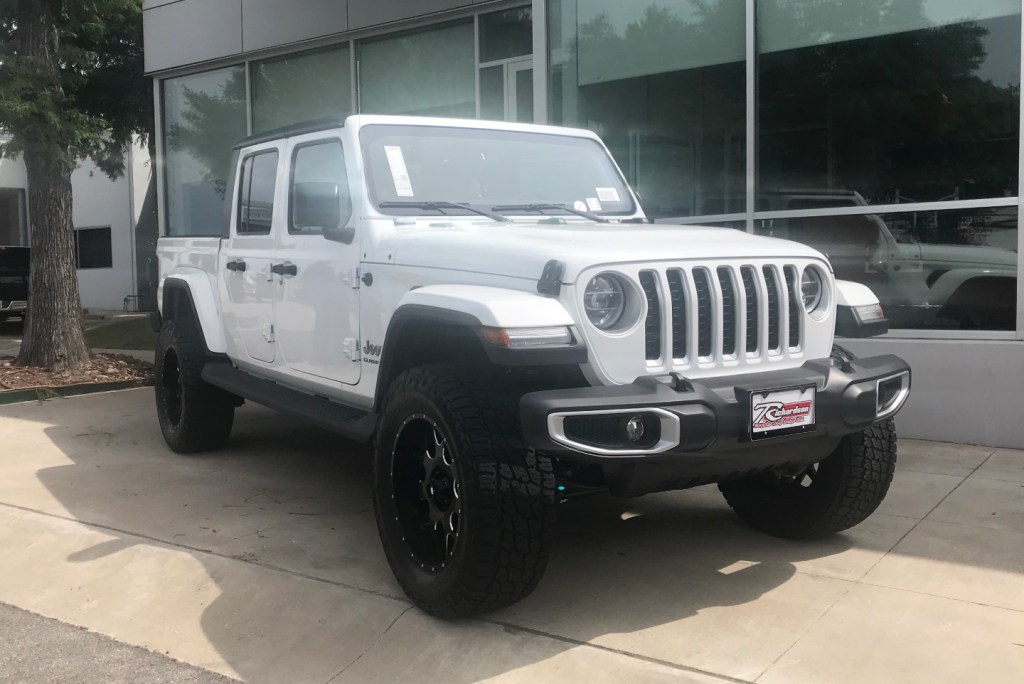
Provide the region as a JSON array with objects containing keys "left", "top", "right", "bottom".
[{"left": 343, "top": 114, "right": 603, "bottom": 141}]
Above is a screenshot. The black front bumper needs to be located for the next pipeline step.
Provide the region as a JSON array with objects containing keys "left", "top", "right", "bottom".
[{"left": 520, "top": 354, "right": 910, "bottom": 495}]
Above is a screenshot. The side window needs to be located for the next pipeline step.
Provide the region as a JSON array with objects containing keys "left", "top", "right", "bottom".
[
  {"left": 237, "top": 151, "right": 279, "bottom": 235},
  {"left": 290, "top": 140, "right": 351, "bottom": 235}
]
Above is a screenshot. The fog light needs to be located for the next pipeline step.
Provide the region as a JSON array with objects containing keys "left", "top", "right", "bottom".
[{"left": 625, "top": 415, "right": 646, "bottom": 443}]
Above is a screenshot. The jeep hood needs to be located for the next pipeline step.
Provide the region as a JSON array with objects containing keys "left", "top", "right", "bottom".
[{"left": 388, "top": 221, "right": 827, "bottom": 283}]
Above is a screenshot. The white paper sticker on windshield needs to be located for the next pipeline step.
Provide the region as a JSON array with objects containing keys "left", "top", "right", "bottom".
[
  {"left": 596, "top": 187, "right": 620, "bottom": 203},
  {"left": 586, "top": 197, "right": 602, "bottom": 211},
  {"left": 573, "top": 200, "right": 588, "bottom": 212},
  {"left": 384, "top": 145, "right": 414, "bottom": 197}
]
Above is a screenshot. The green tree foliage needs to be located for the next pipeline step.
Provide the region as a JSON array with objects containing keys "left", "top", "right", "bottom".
[
  {"left": 0, "top": 0, "right": 148, "bottom": 173},
  {"left": 0, "top": 0, "right": 148, "bottom": 370}
]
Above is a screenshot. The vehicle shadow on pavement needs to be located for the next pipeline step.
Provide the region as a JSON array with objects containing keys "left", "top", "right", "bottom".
[{"left": 24, "top": 393, "right": 868, "bottom": 683}]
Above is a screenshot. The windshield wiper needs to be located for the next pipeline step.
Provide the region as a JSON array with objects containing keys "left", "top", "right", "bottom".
[
  {"left": 380, "top": 201, "right": 508, "bottom": 222},
  {"left": 491, "top": 203, "right": 610, "bottom": 223}
]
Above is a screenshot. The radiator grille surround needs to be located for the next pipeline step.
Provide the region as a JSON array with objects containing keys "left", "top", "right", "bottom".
[{"left": 577, "top": 259, "right": 831, "bottom": 384}]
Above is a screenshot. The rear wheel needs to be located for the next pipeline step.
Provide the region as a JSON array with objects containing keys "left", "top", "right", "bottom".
[
  {"left": 373, "top": 365, "right": 557, "bottom": 618},
  {"left": 154, "top": 317, "right": 235, "bottom": 453},
  {"left": 719, "top": 345, "right": 898, "bottom": 539}
]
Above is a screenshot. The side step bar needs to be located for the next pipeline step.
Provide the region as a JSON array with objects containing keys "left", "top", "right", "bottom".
[{"left": 201, "top": 361, "right": 375, "bottom": 443}]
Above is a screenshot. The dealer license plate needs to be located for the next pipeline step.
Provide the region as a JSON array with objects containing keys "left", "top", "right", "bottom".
[{"left": 750, "top": 385, "right": 816, "bottom": 440}]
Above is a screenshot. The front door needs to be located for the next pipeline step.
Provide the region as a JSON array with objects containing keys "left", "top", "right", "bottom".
[
  {"left": 273, "top": 137, "right": 361, "bottom": 385},
  {"left": 480, "top": 58, "right": 534, "bottom": 123},
  {"left": 220, "top": 148, "right": 281, "bottom": 365},
  {"left": 507, "top": 59, "right": 534, "bottom": 123}
]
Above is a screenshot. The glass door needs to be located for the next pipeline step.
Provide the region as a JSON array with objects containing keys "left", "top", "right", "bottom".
[
  {"left": 480, "top": 58, "right": 534, "bottom": 123},
  {"left": 507, "top": 59, "right": 534, "bottom": 123}
]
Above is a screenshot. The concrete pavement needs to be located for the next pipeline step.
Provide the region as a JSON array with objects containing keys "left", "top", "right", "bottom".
[{"left": 0, "top": 388, "right": 1022, "bottom": 683}]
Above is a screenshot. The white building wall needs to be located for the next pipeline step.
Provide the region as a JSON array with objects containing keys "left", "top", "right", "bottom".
[
  {"left": 0, "top": 139, "right": 146, "bottom": 311},
  {"left": 0, "top": 155, "right": 28, "bottom": 190},
  {"left": 70, "top": 152, "right": 140, "bottom": 311}
]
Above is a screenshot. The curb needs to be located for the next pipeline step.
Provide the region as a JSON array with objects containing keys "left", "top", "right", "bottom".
[{"left": 0, "top": 380, "right": 150, "bottom": 406}]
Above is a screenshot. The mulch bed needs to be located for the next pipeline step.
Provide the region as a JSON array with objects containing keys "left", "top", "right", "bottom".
[{"left": 0, "top": 354, "right": 153, "bottom": 393}]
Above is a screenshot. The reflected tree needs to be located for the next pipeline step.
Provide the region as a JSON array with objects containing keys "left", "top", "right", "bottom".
[{"left": 165, "top": 69, "right": 247, "bottom": 200}]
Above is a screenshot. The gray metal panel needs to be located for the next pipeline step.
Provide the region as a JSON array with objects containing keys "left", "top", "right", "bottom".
[
  {"left": 144, "top": 0, "right": 242, "bottom": 73},
  {"left": 143, "top": 0, "right": 178, "bottom": 8},
  {"left": 845, "top": 337, "right": 1024, "bottom": 449},
  {"left": 348, "top": 0, "right": 473, "bottom": 30},
  {"left": 242, "top": 0, "right": 350, "bottom": 52}
]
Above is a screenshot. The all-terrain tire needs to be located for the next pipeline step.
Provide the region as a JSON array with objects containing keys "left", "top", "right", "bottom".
[
  {"left": 373, "top": 364, "right": 557, "bottom": 619},
  {"left": 718, "top": 345, "right": 898, "bottom": 539},
  {"left": 154, "top": 317, "right": 235, "bottom": 453}
]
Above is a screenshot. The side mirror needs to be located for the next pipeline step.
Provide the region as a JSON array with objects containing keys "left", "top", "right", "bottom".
[{"left": 292, "top": 182, "right": 354, "bottom": 244}]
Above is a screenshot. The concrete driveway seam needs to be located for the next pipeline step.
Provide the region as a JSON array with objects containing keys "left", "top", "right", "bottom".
[
  {"left": 0, "top": 499, "right": 411, "bottom": 606},
  {"left": 480, "top": 618, "right": 755, "bottom": 684},
  {"left": 752, "top": 447, "right": 1002, "bottom": 682},
  {"left": 751, "top": 579, "right": 857, "bottom": 682},
  {"left": 324, "top": 605, "right": 416, "bottom": 684},
  {"left": 857, "top": 447, "right": 996, "bottom": 580}
]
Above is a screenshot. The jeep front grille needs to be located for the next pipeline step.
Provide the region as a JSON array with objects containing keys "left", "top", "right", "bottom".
[{"left": 637, "top": 262, "right": 804, "bottom": 367}]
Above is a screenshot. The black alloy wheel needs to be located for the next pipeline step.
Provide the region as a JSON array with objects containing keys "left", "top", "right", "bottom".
[
  {"left": 372, "top": 364, "right": 557, "bottom": 618},
  {"left": 391, "top": 414, "right": 463, "bottom": 571}
]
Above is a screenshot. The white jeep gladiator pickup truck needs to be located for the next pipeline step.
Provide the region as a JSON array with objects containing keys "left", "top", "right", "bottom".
[{"left": 153, "top": 115, "right": 911, "bottom": 618}]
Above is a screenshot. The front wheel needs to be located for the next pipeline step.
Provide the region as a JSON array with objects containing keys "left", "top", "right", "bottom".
[
  {"left": 719, "top": 419, "right": 898, "bottom": 539},
  {"left": 373, "top": 365, "right": 557, "bottom": 618}
]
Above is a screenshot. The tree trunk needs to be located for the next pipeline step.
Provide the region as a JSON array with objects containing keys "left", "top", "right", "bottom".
[
  {"left": 16, "top": 153, "right": 91, "bottom": 370},
  {"left": 14, "top": 0, "right": 91, "bottom": 370}
]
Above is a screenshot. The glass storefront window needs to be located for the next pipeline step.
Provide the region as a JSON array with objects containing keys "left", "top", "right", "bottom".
[
  {"left": 251, "top": 47, "right": 352, "bottom": 133},
  {"left": 549, "top": 0, "right": 746, "bottom": 220},
  {"left": 757, "top": 206, "right": 1018, "bottom": 331},
  {"left": 759, "top": 1, "right": 1022, "bottom": 206},
  {"left": 358, "top": 21, "right": 476, "bottom": 118},
  {"left": 480, "top": 6, "right": 533, "bottom": 62},
  {"left": 162, "top": 67, "right": 247, "bottom": 237}
]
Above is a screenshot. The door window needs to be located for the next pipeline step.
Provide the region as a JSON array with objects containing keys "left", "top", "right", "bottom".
[
  {"left": 289, "top": 141, "right": 351, "bottom": 235},
  {"left": 237, "top": 151, "right": 279, "bottom": 235}
]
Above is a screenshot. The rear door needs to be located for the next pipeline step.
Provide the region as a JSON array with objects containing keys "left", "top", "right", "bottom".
[
  {"left": 273, "top": 136, "right": 361, "bottom": 385},
  {"left": 220, "top": 146, "right": 281, "bottom": 365}
]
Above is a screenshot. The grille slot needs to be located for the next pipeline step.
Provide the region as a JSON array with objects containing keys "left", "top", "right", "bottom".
[
  {"left": 633, "top": 262, "right": 802, "bottom": 369},
  {"left": 639, "top": 270, "right": 661, "bottom": 361},
  {"left": 763, "top": 266, "right": 781, "bottom": 351},
  {"left": 717, "top": 267, "right": 737, "bottom": 356},
  {"left": 693, "top": 268, "right": 713, "bottom": 358},
  {"left": 784, "top": 266, "right": 801, "bottom": 349},
  {"left": 741, "top": 266, "right": 759, "bottom": 354},
  {"left": 667, "top": 270, "right": 687, "bottom": 359}
]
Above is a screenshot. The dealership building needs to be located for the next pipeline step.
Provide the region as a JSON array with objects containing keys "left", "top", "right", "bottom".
[{"left": 143, "top": 0, "right": 1024, "bottom": 447}]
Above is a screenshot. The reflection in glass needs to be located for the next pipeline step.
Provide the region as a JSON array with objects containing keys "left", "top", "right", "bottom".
[
  {"left": 480, "top": 7, "right": 533, "bottom": 62},
  {"left": 237, "top": 152, "right": 278, "bottom": 235},
  {"left": 759, "top": 1, "right": 1022, "bottom": 205},
  {"left": 360, "top": 124, "right": 635, "bottom": 216},
  {"left": 163, "top": 67, "right": 247, "bottom": 237},
  {"left": 252, "top": 47, "right": 351, "bottom": 133},
  {"left": 359, "top": 22, "right": 475, "bottom": 118},
  {"left": 549, "top": 0, "right": 746, "bottom": 219},
  {"left": 757, "top": 207, "right": 1018, "bottom": 330},
  {"left": 480, "top": 65, "right": 505, "bottom": 121}
]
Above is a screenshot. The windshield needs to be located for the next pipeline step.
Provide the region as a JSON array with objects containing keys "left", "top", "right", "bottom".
[{"left": 360, "top": 124, "right": 636, "bottom": 217}]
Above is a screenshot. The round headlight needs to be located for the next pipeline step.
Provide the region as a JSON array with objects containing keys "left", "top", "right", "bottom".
[
  {"left": 801, "top": 268, "right": 824, "bottom": 312},
  {"left": 584, "top": 274, "right": 626, "bottom": 329}
]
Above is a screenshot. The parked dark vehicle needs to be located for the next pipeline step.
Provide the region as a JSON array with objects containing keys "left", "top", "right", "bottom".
[{"left": 0, "top": 246, "right": 29, "bottom": 322}]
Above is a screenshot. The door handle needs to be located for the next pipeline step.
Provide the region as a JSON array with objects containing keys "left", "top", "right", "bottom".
[
  {"left": 226, "top": 259, "right": 246, "bottom": 272},
  {"left": 271, "top": 262, "right": 298, "bottom": 277}
]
